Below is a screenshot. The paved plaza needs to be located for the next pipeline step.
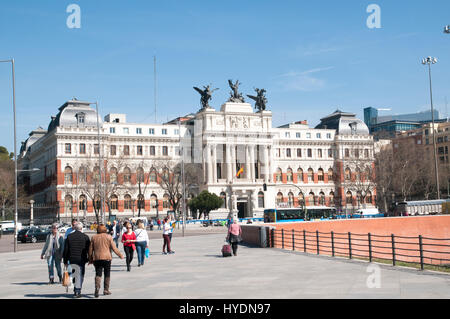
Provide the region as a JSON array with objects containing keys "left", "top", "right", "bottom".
[{"left": 0, "top": 232, "right": 449, "bottom": 299}]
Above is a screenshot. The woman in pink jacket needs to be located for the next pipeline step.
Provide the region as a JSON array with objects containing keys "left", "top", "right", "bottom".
[{"left": 227, "top": 219, "right": 242, "bottom": 256}]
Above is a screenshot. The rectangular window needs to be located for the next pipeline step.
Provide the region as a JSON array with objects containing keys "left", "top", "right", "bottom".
[
  {"left": 110, "top": 145, "right": 116, "bottom": 156},
  {"left": 162, "top": 129, "right": 167, "bottom": 135},
  {"left": 150, "top": 146, "right": 155, "bottom": 156},
  {"left": 94, "top": 144, "right": 99, "bottom": 155},
  {"left": 345, "top": 149, "right": 350, "bottom": 158},
  {"left": 136, "top": 128, "right": 142, "bottom": 134},
  {"left": 110, "top": 127, "right": 115, "bottom": 134},
  {"left": 137, "top": 145, "right": 143, "bottom": 155},
  {"left": 307, "top": 149, "right": 312, "bottom": 158},
  {"left": 65, "top": 143, "right": 71, "bottom": 154},
  {"left": 316, "top": 133, "right": 321, "bottom": 139},
  {"left": 162, "top": 146, "right": 168, "bottom": 156},
  {"left": 326, "top": 133, "right": 332, "bottom": 139},
  {"left": 285, "top": 132, "right": 290, "bottom": 138},
  {"left": 123, "top": 127, "right": 129, "bottom": 134},
  {"left": 317, "top": 149, "right": 322, "bottom": 158},
  {"left": 364, "top": 149, "right": 369, "bottom": 158},
  {"left": 296, "top": 132, "right": 301, "bottom": 138},
  {"left": 123, "top": 145, "right": 130, "bottom": 156},
  {"left": 174, "top": 129, "right": 180, "bottom": 135},
  {"left": 297, "top": 149, "right": 302, "bottom": 157},
  {"left": 149, "top": 128, "right": 155, "bottom": 135},
  {"left": 79, "top": 144, "right": 86, "bottom": 154},
  {"left": 328, "top": 149, "right": 333, "bottom": 158},
  {"left": 306, "top": 133, "right": 311, "bottom": 139},
  {"left": 286, "top": 148, "right": 291, "bottom": 157}
]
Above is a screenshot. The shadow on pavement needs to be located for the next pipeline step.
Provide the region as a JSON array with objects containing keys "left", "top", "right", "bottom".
[
  {"left": 12, "top": 282, "right": 51, "bottom": 286},
  {"left": 204, "top": 254, "right": 224, "bottom": 258}
]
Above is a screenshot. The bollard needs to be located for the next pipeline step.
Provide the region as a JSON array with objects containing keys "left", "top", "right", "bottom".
[
  {"left": 368, "top": 233, "right": 372, "bottom": 263},
  {"left": 316, "top": 230, "right": 320, "bottom": 255},
  {"left": 303, "top": 230, "right": 307, "bottom": 253},
  {"left": 348, "top": 232, "right": 352, "bottom": 259},
  {"left": 391, "top": 234, "right": 396, "bottom": 266},
  {"left": 331, "top": 231, "right": 335, "bottom": 257},
  {"left": 282, "top": 229, "right": 284, "bottom": 249},
  {"left": 292, "top": 229, "right": 295, "bottom": 251},
  {"left": 419, "top": 235, "right": 424, "bottom": 270}
]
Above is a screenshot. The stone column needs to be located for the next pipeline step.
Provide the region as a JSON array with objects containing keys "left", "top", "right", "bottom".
[
  {"left": 206, "top": 144, "right": 213, "bottom": 184},
  {"left": 263, "top": 145, "right": 269, "bottom": 183},
  {"left": 250, "top": 145, "right": 256, "bottom": 181},
  {"left": 232, "top": 145, "right": 237, "bottom": 182},
  {"left": 245, "top": 145, "right": 251, "bottom": 180},
  {"left": 226, "top": 144, "right": 232, "bottom": 182},
  {"left": 250, "top": 190, "right": 258, "bottom": 217},
  {"left": 30, "top": 200, "right": 35, "bottom": 226},
  {"left": 212, "top": 144, "right": 217, "bottom": 183}
]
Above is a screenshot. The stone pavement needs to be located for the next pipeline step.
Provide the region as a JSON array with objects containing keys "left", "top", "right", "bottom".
[{"left": 0, "top": 232, "right": 449, "bottom": 299}]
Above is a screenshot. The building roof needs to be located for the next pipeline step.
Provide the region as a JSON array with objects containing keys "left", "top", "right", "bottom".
[
  {"left": 315, "top": 109, "right": 369, "bottom": 135},
  {"left": 47, "top": 99, "right": 101, "bottom": 132}
]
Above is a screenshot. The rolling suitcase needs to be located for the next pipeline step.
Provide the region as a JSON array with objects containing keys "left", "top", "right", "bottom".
[{"left": 222, "top": 243, "right": 232, "bottom": 257}]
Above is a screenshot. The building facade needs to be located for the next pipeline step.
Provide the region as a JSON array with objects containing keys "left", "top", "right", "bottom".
[{"left": 19, "top": 99, "right": 376, "bottom": 221}]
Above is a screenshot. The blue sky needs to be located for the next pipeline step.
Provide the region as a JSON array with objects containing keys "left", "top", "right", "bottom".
[{"left": 0, "top": 0, "right": 449, "bottom": 152}]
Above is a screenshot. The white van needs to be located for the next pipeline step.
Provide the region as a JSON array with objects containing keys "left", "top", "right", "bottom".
[
  {"left": 0, "top": 220, "right": 23, "bottom": 232},
  {"left": 355, "top": 208, "right": 380, "bottom": 216}
]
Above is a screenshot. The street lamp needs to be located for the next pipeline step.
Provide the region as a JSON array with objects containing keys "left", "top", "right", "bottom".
[
  {"left": 0, "top": 58, "right": 18, "bottom": 252},
  {"left": 421, "top": 56, "right": 440, "bottom": 199}
]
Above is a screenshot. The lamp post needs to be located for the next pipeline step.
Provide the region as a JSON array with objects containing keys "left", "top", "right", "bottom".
[
  {"left": 421, "top": 57, "right": 440, "bottom": 199},
  {"left": 0, "top": 58, "right": 18, "bottom": 252},
  {"left": 90, "top": 101, "right": 105, "bottom": 224}
]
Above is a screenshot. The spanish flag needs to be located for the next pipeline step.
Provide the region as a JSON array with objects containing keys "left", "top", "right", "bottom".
[{"left": 236, "top": 166, "right": 244, "bottom": 177}]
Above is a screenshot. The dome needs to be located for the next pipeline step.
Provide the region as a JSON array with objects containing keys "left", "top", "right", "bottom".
[
  {"left": 315, "top": 109, "right": 369, "bottom": 135},
  {"left": 47, "top": 99, "right": 101, "bottom": 132}
]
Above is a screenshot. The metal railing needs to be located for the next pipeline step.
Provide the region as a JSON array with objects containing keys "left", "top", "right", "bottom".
[{"left": 270, "top": 228, "right": 450, "bottom": 270}]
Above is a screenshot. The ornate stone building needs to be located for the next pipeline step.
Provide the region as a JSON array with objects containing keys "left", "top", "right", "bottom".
[{"left": 19, "top": 98, "right": 376, "bottom": 221}]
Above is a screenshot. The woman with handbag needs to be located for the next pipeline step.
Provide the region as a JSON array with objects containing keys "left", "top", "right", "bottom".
[
  {"left": 227, "top": 219, "right": 242, "bottom": 256},
  {"left": 121, "top": 224, "right": 136, "bottom": 272},
  {"left": 134, "top": 221, "right": 149, "bottom": 267},
  {"left": 41, "top": 223, "right": 64, "bottom": 284}
]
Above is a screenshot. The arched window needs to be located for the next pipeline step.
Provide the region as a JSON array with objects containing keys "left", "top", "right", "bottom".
[
  {"left": 286, "top": 168, "right": 293, "bottom": 182},
  {"left": 220, "top": 192, "right": 227, "bottom": 209},
  {"left": 365, "top": 166, "right": 372, "bottom": 182},
  {"left": 137, "top": 194, "right": 145, "bottom": 210},
  {"left": 318, "top": 168, "right": 324, "bottom": 182},
  {"left": 319, "top": 192, "right": 325, "bottom": 205},
  {"left": 346, "top": 191, "right": 353, "bottom": 205},
  {"left": 298, "top": 192, "right": 304, "bottom": 207},
  {"left": 328, "top": 168, "right": 333, "bottom": 182},
  {"left": 64, "top": 166, "right": 73, "bottom": 184},
  {"left": 123, "top": 167, "right": 131, "bottom": 183},
  {"left": 149, "top": 168, "right": 157, "bottom": 183},
  {"left": 258, "top": 191, "right": 265, "bottom": 208},
  {"left": 163, "top": 194, "right": 170, "bottom": 209},
  {"left": 288, "top": 192, "right": 294, "bottom": 207},
  {"left": 276, "top": 168, "right": 282, "bottom": 182},
  {"left": 150, "top": 194, "right": 158, "bottom": 209},
  {"left": 162, "top": 168, "right": 170, "bottom": 182},
  {"left": 356, "top": 191, "right": 362, "bottom": 205},
  {"left": 124, "top": 195, "right": 132, "bottom": 210},
  {"left": 308, "top": 192, "right": 315, "bottom": 205},
  {"left": 110, "top": 167, "right": 118, "bottom": 184},
  {"left": 78, "top": 166, "right": 87, "bottom": 183},
  {"left": 110, "top": 195, "right": 118, "bottom": 210},
  {"left": 64, "top": 195, "right": 73, "bottom": 214},
  {"left": 137, "top": 167, "right": 144, "bottom": 183},
  {"left": 94, "top": 195, "right": 101, "bottom": 211},
  {"left": 78, "top": 195, "right": 87, "bottom": 211},
  {"left": 366, "top": 191, "right": 372, "bottom": 204},
  {"left": 276, "top": 192, "right": 283, "bottom": 205},
  {"left": 297, "top": 168, "right": 303, "bottom": 183},
  {"left": 344, "top": 167, "right": 351, "bottom": 180},
  {"left": 307, "top": 168, "right": 314, "bottom": 182},
  {"left": 355, "top": 167, "right": 361, "bottom": 182},
  {"left": 329, "top": 191, "right": 335, "bottom": 205},
  {"left": 93, "top": 166, "right": 100, "bottom": 182}
]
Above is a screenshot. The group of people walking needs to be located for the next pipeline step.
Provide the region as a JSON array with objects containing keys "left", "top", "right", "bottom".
[{"left": 40, "top": 216, "right": 176, "bottom": 298}]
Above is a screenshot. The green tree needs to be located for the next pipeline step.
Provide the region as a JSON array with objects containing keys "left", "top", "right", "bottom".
[
  {"left": 188, "top": 190, "right": 223, "bottom": 219},
  {"left": 0, "top": 146, "right": 12, "bottom": 161}
]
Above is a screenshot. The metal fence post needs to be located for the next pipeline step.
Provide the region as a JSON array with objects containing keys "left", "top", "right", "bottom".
[
  {"left": 282, "top": 229, "right": 284, "bottom": 249},
  {"left": 316, "top": 230, "right": 320, "bottom": 255},
  {"left": 271, "top": 228, "right": 274, "bottom": 248},
  {"left": 331, "top": 231, "right": 335, "bottom": 257},
  {"left": 348, "top": 232, "right": 352, "bottom": 259},
  {"left": 292, "top": 229, "right": 295, "bottom": 251},
  {"left": 419, "top": 235, "right": 424, "bottom": 270},
  {"left": 303, "top": 230, "right": 306, "bottom": 253},
  {"left": 391, "top": 234, "right": 396, "bottom": 266},
  {"left": 368, "top": 233, "right": 372, "bottom": 263}
]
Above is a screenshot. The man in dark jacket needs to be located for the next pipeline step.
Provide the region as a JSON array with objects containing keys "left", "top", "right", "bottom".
[{"left": 63, "top": 222, "right": 90, "bottom": 298}]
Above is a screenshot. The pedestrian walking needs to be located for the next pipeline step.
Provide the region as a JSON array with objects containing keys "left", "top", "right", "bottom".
[
  {"left": 157, "top": 218, "right": 161, "bottom": 230},
  {"left": 134, "top": 221, "right": 149, "bottom": 267},
  {"left": 41, "top": 223, "right": 64, "bottom": 284},
  {"left": 122, "top": 224, "right": 136, "bottom": 271},
  {"left": 88, "top": 224, "right": 124, "bottom": 298},
  {"left": 63, "top": 222, "right": 90, "bottom": 298},
  {"left": 162, "top": 217, "right": 174, "bottom": 255},
  {"left": 108, "top": 220, "right": 121, "bottom": 248},
  {"left": 64, "top": 219, "right": 78, "bottom": 239},
  {"left": 227, "top": 219, "right": 242, "bottom": 256}
]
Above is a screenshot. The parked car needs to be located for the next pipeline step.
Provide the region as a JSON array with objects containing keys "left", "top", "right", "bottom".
[
  {"left": 58, "top": 224, "right": 71, "bottom": 233},
  {"left": 18, "top": 227, "right": 50, "bottom": 243},
  {"left": 0, "top": 221, "right": 23, "bottom": 233}
]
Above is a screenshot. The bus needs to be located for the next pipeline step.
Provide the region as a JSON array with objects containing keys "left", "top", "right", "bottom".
[
  {"left": 263, "top": 207, "right": 337, "bottom": 223},
  {"left": 393, "top": 199, "right": 450, "bottom": 216}
]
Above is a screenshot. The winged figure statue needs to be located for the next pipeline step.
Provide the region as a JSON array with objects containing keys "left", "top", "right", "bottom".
[
  {"left": 193, "top": 84, "right": 219, "bottom": 110},
  {"left": 227, "top": 79, "right": 245, "bottom": 103},
  {"left": 247, "top": 88, "right": 268, "bottom": 111}
]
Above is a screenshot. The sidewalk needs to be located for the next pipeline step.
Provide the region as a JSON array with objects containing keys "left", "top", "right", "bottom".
[{"left": 0, "top": 233, "right": 449, "bottom": 299}]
